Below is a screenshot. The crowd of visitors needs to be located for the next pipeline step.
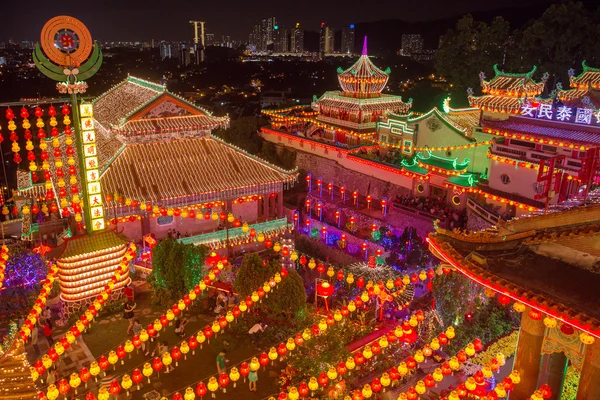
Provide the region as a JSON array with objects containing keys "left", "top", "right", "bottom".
[{"left": 393, "top": 195, "right": 467, "bottom": 229}]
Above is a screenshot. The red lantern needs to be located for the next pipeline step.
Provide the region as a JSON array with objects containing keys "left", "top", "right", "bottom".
[
  {"left": 259, "top": 352, "right": 269, "bottom": 367},
  {"left": 171, "top": 346, "right": 181, "bottom": 365},
  {"left": 354, "top": 352, "right": 365, "bottom": 365},
  {"left": 239, "top": 362, "right": 250, "bottom": 379},
  {"left": 371, "top": 342, "right": 381, "bottom": 355},
  {"left": 318, "top": 372, "right": 328, "bottom": 387},
  {"left": 337, "top": 362, "right": 347, "bottom": 376},
  {"left": 196, "top": 382, "right": 207, "bottom": 397},
  {"left": 219, "top": 211, "right": 227, "bottom": 221},
  {"left": 438, "top": 333, "right": 448, "bottom": 346},
  {"left": 406, "top": 356, "right": 417, "bottom": 370},
  {"left": 357, "top": 277, "right": 365, "bottom": 289},
  {"left": 410, "top": 273, "right": 419, "bottom": 283},
  {"left": 277, "top": 343, "right": 287, "bottom": 357},
  {"left": 498, "top": 294, "right": 511, "bottom": 306},
  {"left": 132, "top": 369, "right": 143, "bottom": 387},
  {"left": 406, "top": 387, "right": 418, "bottom": 400},
  {"left": 371, "top": 378, "right": 382, "bottom": 393},
  {"left": 173, "top": 393, "right": 183, "bottom": 400},
  {"left": 80, "top": 367, "right": 91, "bottom": 384},
  {"left": 317, "top": 263, "right": 325, "bottom": 274},
  {"left": 281, "top": 246, "right": 290, "bottom": 257},
  {"left": 109, "top": 379, "right": 121, "bottom": 396},
  {"left": 456, "top": 384, "right": 468, "bottom": 398},
  {"left": 341, "top": 306, "right": 349, "bottom": 317},
  {"left": 98, "top": 356, "right": 109, "bottom": 372},
  {"left": 389, "top": 367, "right": 400, "bottom": 381},
  {"left": 529, "top": 309, "right": 542, "bottom": 320},
  {"left": 457, "top": 350, "right": 467, "bottom": 363},
  {"left": 116, "top": 345, "right": 126, "bottom": 362},
  {"left": 424, "top": 374, "right": 435, "bottom": 388},
  {"left": 152, "top": 357, "right": 163, "bottom": 372},
  {"left": 441, "top": 362, "right": 451, "bottom": 376},
  {"left": 204, "top": 326, "right": 213, "bottom": 340},
  {"left": 311, "top": 324, "right": 320, "bottom": 336},
  {"left": 265, "top": 239, "right": 273, "bottom": 248},
  {"left": 57, "top": 379, "right": 70, "bottom": 396},
  {"left": 502, "top": 377, "right": 514, "bottom": 391},
  {"left": 204, "top": 211, "right": 210, "bottom": 220},
  {"left": 219, "top": 372, "right": 230, "bottom": 389}
]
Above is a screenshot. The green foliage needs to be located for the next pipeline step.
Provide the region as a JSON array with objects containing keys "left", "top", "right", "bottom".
[
  {"left": 149, "top": 239, "right": 209, "bottom": 303},
  {"left": 435, "top": 15, "right": 511, "bottom": 103},
  {"left": 432, "top": 272, "right": 518, "bottom": 354},
  {"left": 267, "top": 269, "right": 307, "bottom": 317},
  {"left": 561, "top": 364, "right": 580, "bottom": 400},
  {"left": 234, "top": 253, "right": 280, "bottom": 297}
]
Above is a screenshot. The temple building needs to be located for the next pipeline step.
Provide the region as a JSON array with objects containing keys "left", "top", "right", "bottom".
[
  {"left": 469, "top": 63, "right": 600, "bottom": 217},
  {"left": 428, "top": 190, "right": 600, "bottom": 400}
]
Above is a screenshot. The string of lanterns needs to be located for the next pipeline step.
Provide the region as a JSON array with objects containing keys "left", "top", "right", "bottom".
[
  {"left": 455, "top": 187, "right": 538, "bottom": 212},
  {"left": 34, "top": 250, "right": 225, "bottom": 393},
  {"left": 75, "top": 266, "right": 290, "bottom": 400},
  {"left": 0, "top": 245, "right": 9, "bottom": 289},
  {"left": 162, "top": 271, "right": 403, "bottom": 400},
  {"left": 31, "top": 243, "right": 137, "bottom": 383},
  {"left": 482, "top": 127, "right": 588, "bottom": 151},
  {"left": 487, "top": 150, "right": 581, "bottom": 182},
  {"left": 18, "top": 263, "right": 59, "bottom": 341}
]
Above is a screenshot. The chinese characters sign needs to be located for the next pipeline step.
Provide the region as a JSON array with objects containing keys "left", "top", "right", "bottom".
[
  {"left": 80, "top": 102, "right": 105, "bottom": 231},
  {"left": 520, "top": 101, "right": 600, "bottom": 127}
]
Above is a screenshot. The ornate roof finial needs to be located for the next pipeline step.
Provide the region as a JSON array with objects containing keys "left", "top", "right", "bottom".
[{"left": 362, "top": 36, "right": 368, "bottom": 56}]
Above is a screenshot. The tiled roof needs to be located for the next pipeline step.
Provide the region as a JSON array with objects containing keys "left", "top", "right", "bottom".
[
  {"left": 317, "top": 91, "right": 411, "bottom": 113},
  {"left": 569, "top": 61, "right": 600, "bottom": 89},
  {"left": 482, "top": 118, "right": 600, "bottom": 145},
  {"left": 446, "top": 174, "right": 478, "bottom": 188},
  {"left": 468, "top": 95, "right": 522, "bottom": 113},
  {"left": 480, "top": 65, "right": 547, "bottom": 94},
  {"left": 101, "top": 136, "right": 296, "bottom": 203},
  {"left": 444, "top": 109, "right": 481, "bottom": 133},
  {"left": 416, "top": 151, "right": 469, "bottom": 171},
  {"left": 50, "top": 229, "right": 129, "bottom": 260},
  {"left": 92, "top": 77, "right": 164, "bottom": 127},
  {"left": 117, "top": 115, "right": 228, "bottom": 134}
]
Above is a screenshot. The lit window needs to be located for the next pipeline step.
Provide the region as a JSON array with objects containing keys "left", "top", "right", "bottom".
[{"left": 500, "top": 174, "right": 511, "bottom": 185}]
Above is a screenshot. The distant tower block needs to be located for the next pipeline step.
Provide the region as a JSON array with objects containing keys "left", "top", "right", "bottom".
[{"left": 190, "top": 20, "right": 206, "bottom": 63}]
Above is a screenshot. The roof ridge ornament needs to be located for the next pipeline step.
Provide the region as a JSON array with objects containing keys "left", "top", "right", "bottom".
[{"left": 362, "top": 36, "right": 368, "bottom": 56}]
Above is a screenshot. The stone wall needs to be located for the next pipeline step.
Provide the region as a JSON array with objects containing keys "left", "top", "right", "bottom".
[
  {"left": 295, "top": 151, "right": 412, "bottom": 200},
  {"left": 466, "top": 208, "right": 493, "bottom": 232}
]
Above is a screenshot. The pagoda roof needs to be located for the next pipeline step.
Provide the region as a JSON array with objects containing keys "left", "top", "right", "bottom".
[
  {"left": 48, "top": 229, "right": 129, "bottom": 260},
  {"left": 480, "top": 65, "right": 547, "bottom": 95},
  {"left": 482, "top": 117, "right": 600, "bottom": 146},
  {"left": 428, "top": 205, "right": 600, "bottom": 335},
  {"left": 568, "top": 61, "right": 600, "bottom": 90},
  {"left": 445, "top": 173, "right": 478, "bottom": 188},
  {"left": 101, "top": 136, "right": 297, "bottom": 204},
  {"left": 336, "top": 37, "right": 390, "bottom": 97},
  {"left": 468, "top": 93, "right": 523, "bottom": 114},
  {"left": 416, "top": 150, "right": 470, "bottom": 171},
  {"left": 316, "top": 91, "right": 411, "bottom": 113}
]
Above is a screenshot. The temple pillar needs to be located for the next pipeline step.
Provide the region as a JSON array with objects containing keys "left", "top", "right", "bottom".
[
  {"left": 263, "top": 197, "right": 270, "bottom": 219},
  {"left": 577, "top": 340, "right": 600, "bottom": 400},
  {"left": 277, "top": 192, "right": 284, "bottom": 218},
  {"left": 511, "top": 307, "right": 545, "bottom": 400},
  {"left": 542, "top": 352, "right": 568, "bottom": 399}
]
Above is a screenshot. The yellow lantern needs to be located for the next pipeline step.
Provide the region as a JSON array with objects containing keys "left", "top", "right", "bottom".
[
  {"left": 241, "top": 222, "right": 249, "bottom": 233},
  {"left": 419, "top": 270, "right": 427, "bottom": 281},
  {"left": 207, "top": 377, "right": 219, "bottom": 393},
  {"left": 345, "top": 357, "right": 356, "bottom": 371},
  {"left": 142, "top": 362, "right": 153, "bottom": 380},
  {"left": 308, "top": 377, "right": 319, "bottom": 392},
  {"left": 184, "top": 387, "right": 196, "bottom": 400},
  {"left": 334, "top": 310, "right": 343, "bottom": 322},
  {"left": 302, "top": 328, "right": 312, "bottom": 341},
  {"left": 251, "top": 291, "right": 260, "bottom": 303},
  {"left": 153, "top": 319, "right": 162, "bottom": 333},
  {"left": 140, "top": 329, "right": 149, "bottom": 342},
  {"left": 513, "top": 302, "right": 526, "bottom": 313},
  {"left": 166, "top": 309, "right": 175, "bottom": 322},
  {"left": 430, "top": 338, "right": 440, "bottom": 351},
  {"left": 509, "top": 370, "right": 521, "bottom": 384},
  {"left": 286, "top": 338, "right": 296, "bottom": 351},
  {"left": 238, "top": 302, "right": 247, "bottom": 313},
  {"left": 249, "top": 357, "right": 260, "bottom": 372},
  {"left": 121, "top": 374, "right": 133, "bottom": 391},
  {"left": 415, "top": 380, "right": 426, "bottom": 395},
  {"left": 268, "top": 347, "right": 278, "bottom": 362},
  {"left": 263, "top": 282, "right": 271, "bottom": 294},
  {"left": 385, "top": 279, "right": 394, "bottom": 290},
  {"left": 308, "top": 258, "right": 316, "bottom": 269},
  {"left": 496, "top": 353, "right": 506, "bottom": 366},
  {"left": 225, "top": 311, "right": 234, "bottom": 323},
  {"left": 124, "top": 340, "right": 134, "bottom": 355},
  {"left": 448, "top": 391, "right": 460, "bottom": 400},
  {"left": 274, "top": 272, "right": 282, "bottom": 283},
  {"left": 69, "top": 372, "right": 81, "bottom": 390},
  {"left": 448, "top": 356, "right": 460, "bottom": 371},
  {"left": 482, "top": 366, "right": 493, "bottom": 378},
  {"left": 445, "top": 326, "right": 455, "bottom": 339},
  {"left": 189, "top": 290, "right": 197, "bottom": 301},
  {"left": 227, "top": 213, "right": 234, "bottom": 223},
  {"left": 327, "top": 267, "right": 335, "bottom": 278},
  {"left": 257, "top": 232, "right": 265, "bottom": 242},
  {"left": 346, "top": 273, "right": 355, "bottom": 285},
  {"left": 229, "top": 367, "right": 240, "bottom": 386},
  {"left": 361, "top": 291, "right": 369, "bottom": 303},
  {"left": 432, "top": 368, "right": 443, "bottom": 382},
  {"left": 211, "top": 211, "right": 218, "bottom": 221},
  {"left": 465, "top": 377, "right": 477, "bottom": 391},
  {"left": 414, "top": 350, "right": 424, "bottom": 363},
  {"left": 273, "top": 242, "right": 281, "bottom": 252},
  {"left": 288, "top": 387, "right": 299, "bottom": 400},
  {"left": 327, "top": 367, "right": 338, "bottom": 380},
  {"left": 290, "top": 251, "right": 298, "bottom": 261},
  {"left": 108, "top": 350, "right": 118, "bottom": 367},
  {"left": 362, "top": 384, "right": 373, "bottom": 398},
  {"left": 197, "top": 331, "right": 206, "bottom": 345},
  {"left": 544, "top": 317, "right": 557, "bottom": 328},
  {"left": 494, "top": 383, "right": 507, "bottom": 398},
  {"left": 362, "top": 345, "right": 373, "bottom": 360},
  {"left": 211, "top": 321, "right": 221, "bottom": 334},
  {"left": 580, "top": 332, "right": 595, "bottom": 345},
  {"left": 47, "top": 385, "right": 59, "bottom": 400},
  {"left": 409, "top": 315, "right": 418, "bottom": 327},
  {"left": 402, "top": 275, "right": 410, "bottom": 285},
  {"left": 180, "top": 341, "right": 190, "bottom": 357},
  {"left": 153, "top": 205, "right": 160, "bottom": 214},
  {"left": 89, "top": 361, "right": 100, "bottom": 379},
  {"left": 30, "top": 367, "right": 39, "bottom": 382},
  {"left": 380, "top": 372, "right": 391, "bottom": 387},
  {"left": 318, "top": 319, "right": 328, "bottom": 332},
  {"left": 199, "top": 281, "right": 207, "bottom": 291},
  {"left": 347, "top": 300, "right": 356, "bottom": 313},
  {"left": 465, "top": 343, "right": 476, "bottom": 357}
]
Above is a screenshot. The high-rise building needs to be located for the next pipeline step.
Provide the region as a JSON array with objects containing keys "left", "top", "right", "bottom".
[
  {"left": 341, "top": 24, "right": 355, "bottom": 54},
  {"left": 189, "top": 20, "right": 206, "bottom": 63},
  {"left": 273, "top": 26, "right": 288, "bottom": 53},
  {"left": 319, "top": 23, "right": 334, "bottom": 55},
  {"left": 291, "top": 23, "right": 304, "bottom": 53},
  {"left": 159, "top": 41, "right": 172, "bottom": 59},
  {"left": 205, "top": 33, "right": 215, "bottom": 46},
  {"left": 401, "top": 34, "right": 423, "bottom": 56},
  {"left": 261, "top": 17, "right": 277, "bottom": 52}
]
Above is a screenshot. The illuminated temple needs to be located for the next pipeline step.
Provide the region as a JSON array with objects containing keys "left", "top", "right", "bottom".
[{"left": 428, "top": 190, "right": 600, "bottom": 400}]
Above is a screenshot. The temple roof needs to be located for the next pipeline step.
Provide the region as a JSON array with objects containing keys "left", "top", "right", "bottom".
[
  {"left": 101, "top": 136, "right": 297, "bottom": 204},
  {"left": 316, "top": 91, "right": 411, "bottom": 113},
  {"left": 408, "top": 108, "right": 478, "bottom": 139},
  {"left": 48, "top": 229, "right": 129, "bottom": 260},
  {"left": 482, "top": 117, "right": 600, "bottom": 146},
  {"left": 480, "top": 65, "right": 547, "bottom": 95},
  {"left": 336, "top": 37, "right": 390, "bottom": 97},
  {"left": 416, "top": 150, "right": 470, "bottom": 172},
  {"left": 569, "top": 61, "right": 600, "bottom": 90},
  {"left": 428, "top": 205, "right": 600, "bottom": 334}
]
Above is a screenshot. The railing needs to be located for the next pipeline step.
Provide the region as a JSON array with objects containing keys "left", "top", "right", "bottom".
[
  {"left": 392, "top": 203, "right": 442, "bottom": 221},
  {"left": 316, "top": 115, "right": 377, "bottom": 130},
  {"left": 466, "top": 197, "right": 502, "bottom": 225},
  {"left": 178, "top": 218, "right": 289, "bottom": 246}
]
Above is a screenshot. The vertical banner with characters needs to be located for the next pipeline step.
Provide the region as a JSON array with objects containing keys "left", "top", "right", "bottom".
[{"left": 79, "top": 102, "right": 105, "bottom": 231}]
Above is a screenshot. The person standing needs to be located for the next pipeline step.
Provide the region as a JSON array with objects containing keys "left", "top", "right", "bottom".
[
  {"left": 132, "top": 320, "right": 146, "bottom": 354},
  {"left": 123, "top": 284, "right": 134, "bottom": 302},
  {"left": 216, "top": 350, "right": 227, "bottom": 374},
  {"left": 248, "top": 322, "right": 265, "bottom": 347},
  {"left": 43, "top": 320, "right": 54, "bottom": 346},
  {"left": 123, "top": 301, "right": 137, "bottom": 335},
  {"left": 248, "top": 369, "right": 258, "bottom": 392},
  {"left": 30, "top": 321, "right": 39, "bottom": 355}
]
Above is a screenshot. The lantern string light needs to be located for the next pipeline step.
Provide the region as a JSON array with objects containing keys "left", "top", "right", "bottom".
[
  {"left": 34, "top": 248, "right": 221, "bottom": 393},
  {"left": 77, "top": 266, "right": 291, "bottom": 400},
  {"left": 18, "top": 262, "right": 59, "bottom": 342}
]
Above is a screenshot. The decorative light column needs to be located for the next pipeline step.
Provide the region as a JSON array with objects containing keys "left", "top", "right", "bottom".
[
  {"left": 512, "top": 306, "right": 545, "bottom": 399},
  {"left": 577, "top": 340, "right": 600, "bottom": 400}
]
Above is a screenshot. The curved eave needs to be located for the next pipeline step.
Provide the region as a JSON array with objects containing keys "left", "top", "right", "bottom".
[{"left": 427, "top": 235, "right": 600, "bottom": 338}]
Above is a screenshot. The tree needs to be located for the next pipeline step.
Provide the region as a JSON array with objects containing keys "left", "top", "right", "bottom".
[
  {"left": 149, "top": 239, "right": 209, "bottom": 303},
  {"left": 267, "top": 269, "right": 306, "bottom": 317},
  {"left": 514, "top": 2, "right": 600, "bottom": 87},
  {"left": 435, "top": 15, "right": 511, "bottom": 105},
  {"left": 234, "top": 253, "right": 280, "bottom": 297},
  {"left": 213, "top": 116, "right": 269, "bottom": 155}
]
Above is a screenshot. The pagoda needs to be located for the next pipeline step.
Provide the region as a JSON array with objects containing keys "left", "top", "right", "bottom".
[{"left": 428, "top": 193, "right": 600, "bottom": 400}]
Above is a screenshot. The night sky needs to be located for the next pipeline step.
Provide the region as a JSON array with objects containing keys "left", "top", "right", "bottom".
[{"left": 2, "top": 0, "right": 556, "bottom": 42}]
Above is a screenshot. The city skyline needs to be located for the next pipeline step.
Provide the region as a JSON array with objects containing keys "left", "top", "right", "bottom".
[{"left": 0, "top": 0, "right": 557, "bottom": 42}]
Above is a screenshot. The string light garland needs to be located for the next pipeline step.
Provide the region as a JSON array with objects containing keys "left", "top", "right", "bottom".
[
  {"left": 482, "top": 127, "right": 588, "bottom": 151},
  {"left": 487, "top": 150, "right": 581, "bottom": 181},
  {"left": 0, "top": 245, "right": 9, "bottom": 289},
  {"left": 18, "top": 263, "right": 59, "bottom": 342}
]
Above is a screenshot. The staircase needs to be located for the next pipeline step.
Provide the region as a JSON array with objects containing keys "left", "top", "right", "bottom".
[{"left": 466, "top": 197, "right": 502, "bottom": 226}]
